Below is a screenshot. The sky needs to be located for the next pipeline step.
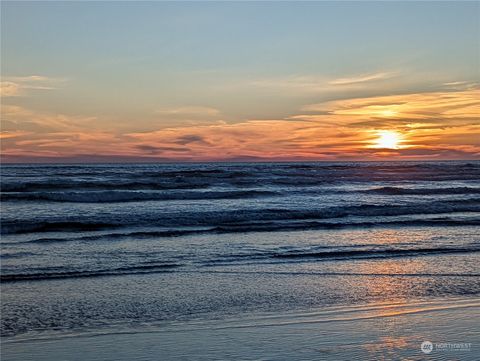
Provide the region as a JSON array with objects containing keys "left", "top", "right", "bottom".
[{"left": 1, "top": 1, "right": 479, "bottom": 162}]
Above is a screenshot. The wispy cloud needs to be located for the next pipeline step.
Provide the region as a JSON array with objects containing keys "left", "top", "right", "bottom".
[
  {"left": 0, "top": 82, "right": 22, "bottom": 96},
  {"left": 6, "top": 75, "right": 51, "bottom": 82},
  {"left": 0, "top": 130, "right": 32, "bottom": 139},
  {"left": 443, "top": 81, "right": 469, "bottom": 86},
  {"left": 442, "top": 80, "right": 479, "bottom": 90},
  {"left": 329, "top": 72, "right": 396, "bottom": 85},
  {"left": 250, "top": 75, "right": 327, "bottom": 92},
  {"left": 155, "top": 106, "right": 220, "bottom": 116},
  {"left": 1, "top": 105, "right": 97, "bottom": 133},
  {"left": 151, "top": 106, "right": 224, "bottom": 129},
  {"left": 251, "top": 71, "right": 397, "bottom": 89},
  {"left": 303, "top": 87, "right": 480, "bottom": 125},
  {"left": 0, "top": 75, "right": 66, "bottom": 97}
]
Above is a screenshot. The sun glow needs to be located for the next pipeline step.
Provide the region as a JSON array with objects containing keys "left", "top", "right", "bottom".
[
  {"left": 379, "top": 109, "right": 398, "bottom": 117},
  {"left": 375, "top": 131, "right": 402, "bottom": 149}
]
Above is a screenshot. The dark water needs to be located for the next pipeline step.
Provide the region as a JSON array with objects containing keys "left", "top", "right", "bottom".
[{"left": 1, "top": 161, "right": 479, "bottom": 338}]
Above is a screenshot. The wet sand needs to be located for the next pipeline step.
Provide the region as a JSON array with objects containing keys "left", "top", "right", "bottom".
[{"left": 2, "top": 297, "right": 478, "bottom": 361}]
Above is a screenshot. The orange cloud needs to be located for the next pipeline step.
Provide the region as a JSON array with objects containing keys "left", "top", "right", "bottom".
[
  {"left": 2, "top": 87, "right": 479, "bottom": 162},
  {"left": 0, "top": 130, "right": 31, "bottom": 139},
  {"left": 0, "top": 82, "right": 22, "bottom": 97}
]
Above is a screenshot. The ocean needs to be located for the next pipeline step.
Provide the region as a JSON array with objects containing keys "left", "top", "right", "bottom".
[{"left": 1, "top": 161, "right": 479, "bottom": 346}]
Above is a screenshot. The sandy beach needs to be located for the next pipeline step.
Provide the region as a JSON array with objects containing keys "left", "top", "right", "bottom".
[{"left": 2, "top": 297, "right": 478, "bottom": 360}]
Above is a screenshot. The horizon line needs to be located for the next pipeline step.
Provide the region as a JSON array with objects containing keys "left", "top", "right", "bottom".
[{"left": 2, "top": 158, "right": 479, "bottom": 166}]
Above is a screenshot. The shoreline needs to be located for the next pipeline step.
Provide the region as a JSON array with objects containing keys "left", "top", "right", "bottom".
[{"left": 2, "top": 296, "right": 479, "bottom": 360}]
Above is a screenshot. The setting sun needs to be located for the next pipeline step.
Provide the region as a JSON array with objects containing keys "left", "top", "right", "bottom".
[{"left": 375, "top": 131, "right": 402, "bottom": 149}]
